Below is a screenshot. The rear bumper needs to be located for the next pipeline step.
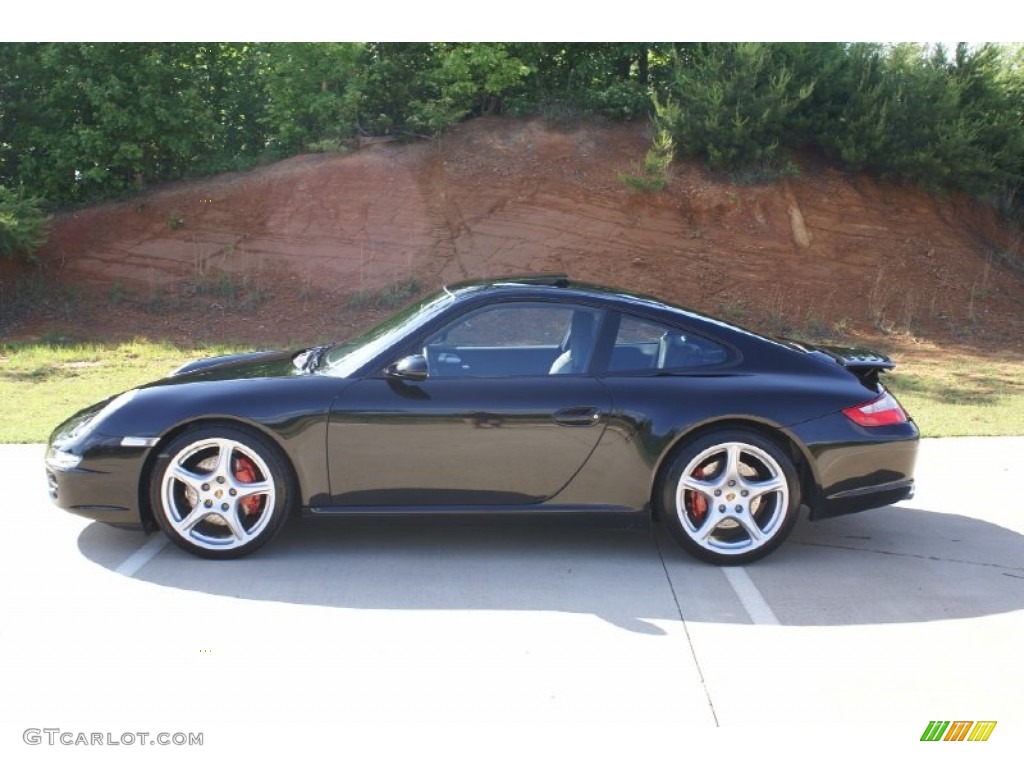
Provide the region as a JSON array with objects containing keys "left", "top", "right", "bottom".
[
  {"left": 813, "top": 477, "right": 915, "bottom": 519},
  {"left": 789, "top": 413, "right": 920, "bottom": 521}
]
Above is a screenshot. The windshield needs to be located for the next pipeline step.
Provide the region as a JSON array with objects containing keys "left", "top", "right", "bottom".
[{"left": 321, "top": 289, "right": 454, "bottom": 377}]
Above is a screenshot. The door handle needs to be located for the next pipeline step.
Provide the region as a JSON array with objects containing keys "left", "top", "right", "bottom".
[{"left": 553, "top": 406, "right": 602, "bottom": 427}]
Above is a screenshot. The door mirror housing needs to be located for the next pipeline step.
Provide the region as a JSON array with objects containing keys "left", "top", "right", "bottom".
[{"left": 386, "top": 354, "right": 429, "bottom": 382}]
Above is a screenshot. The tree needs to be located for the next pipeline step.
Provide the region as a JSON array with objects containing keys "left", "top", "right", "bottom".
[
  {"left": 1, "top": 43, "right": 269, "bottom": 204},
  {"left": 659, "top": 43, "right": 815, "bottom": 170},
  {"left": 818, "top": 43, "right": 1024, "bottom": 195},
  {"left": 260, "top": 42, "right": 362, "bottom": 150},
  {"left": 407, "top": 44, "right": 530, "bottom": 134}
]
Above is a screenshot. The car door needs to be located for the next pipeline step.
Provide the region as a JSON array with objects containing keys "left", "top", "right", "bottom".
[{"left": 325, "top": 302, "right": 612, "bottom": 507}]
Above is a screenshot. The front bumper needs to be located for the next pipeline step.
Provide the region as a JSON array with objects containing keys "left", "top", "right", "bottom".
[{"left": 45, "top": 437, "right": 152, "bottom": 526}]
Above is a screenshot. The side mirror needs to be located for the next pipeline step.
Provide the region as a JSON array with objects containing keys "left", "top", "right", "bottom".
[{"left": 385, "top": 354, "right": 428, "bottom": 382}]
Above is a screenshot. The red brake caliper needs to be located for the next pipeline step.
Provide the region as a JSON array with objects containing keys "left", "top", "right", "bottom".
[
  {"left": 233, "top": 456, "right": 263, "bottom": 516},
  {"left": 687, "top": 466, "right": 708, "bottom": 522}
]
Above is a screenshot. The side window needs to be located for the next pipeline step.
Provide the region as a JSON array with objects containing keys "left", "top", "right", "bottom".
[
  {"left": 439, "top": 305, "right": 569, "bottom": 347},
  {"left": 606, "top": 314, "right": 730, "bottom": 373},
  {"left": 424, "top": 303, "right": 601, "bottom": 377}
]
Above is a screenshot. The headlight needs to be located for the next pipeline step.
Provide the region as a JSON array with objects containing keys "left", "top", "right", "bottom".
[
  {"left": 46, "top": 448, "right": 83, "bottom": 470},
  {"left": 53, "top": 409, "right": 100, "bottom": 443}
]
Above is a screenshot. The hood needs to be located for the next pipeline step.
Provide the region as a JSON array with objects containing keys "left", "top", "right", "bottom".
[{"left": 160, "top": 349, "right": 307, "bottom": 384}]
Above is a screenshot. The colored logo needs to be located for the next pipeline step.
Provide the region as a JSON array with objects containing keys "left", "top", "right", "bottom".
[{"left": 921, "top": 721, "right": 997, "bottom": 742}]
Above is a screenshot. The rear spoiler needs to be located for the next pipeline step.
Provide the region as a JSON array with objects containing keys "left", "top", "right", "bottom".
[{"left": 784, "top": 340, "right": 896, "bottom": 387}]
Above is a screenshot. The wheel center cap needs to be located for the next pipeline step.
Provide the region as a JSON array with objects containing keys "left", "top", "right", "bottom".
[
  {"left": 726, "top": 492, "right": 736, "bottom": 501},
  {"left": 215, "top": 489, "right": 224, "bottom": 499}
]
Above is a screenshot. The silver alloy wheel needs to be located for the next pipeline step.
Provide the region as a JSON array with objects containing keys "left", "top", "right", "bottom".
[
  {"left": 674, "top": 441, "right": 790, "bottom": 557},
  {"left": 160, "top": 436, "right": 277, "bottom": 552}
]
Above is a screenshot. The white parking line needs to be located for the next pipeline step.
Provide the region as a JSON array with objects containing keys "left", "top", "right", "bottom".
[
  {"left": 722, "top": 567, "right": 779, "bottom": 625},
  {"left": 114, "top": 534, "right": 169, "bottom": 577}
]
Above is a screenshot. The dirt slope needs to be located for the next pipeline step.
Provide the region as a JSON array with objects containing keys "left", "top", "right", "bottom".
[{"left": 13, "top": 117, "right": 1024, "bottom": 353}]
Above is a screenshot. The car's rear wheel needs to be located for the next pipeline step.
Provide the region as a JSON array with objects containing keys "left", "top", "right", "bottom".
[
  {"left": 150, "top": 424, "right": 296, "bottom": 559},
  {"left": 660, "top": 430, "right": 800, "bottom": 565}
]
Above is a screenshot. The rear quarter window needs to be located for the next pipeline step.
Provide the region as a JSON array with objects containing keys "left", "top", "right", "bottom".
[{"left": 606, "top": 314, "right": 731, "bottom": 373}]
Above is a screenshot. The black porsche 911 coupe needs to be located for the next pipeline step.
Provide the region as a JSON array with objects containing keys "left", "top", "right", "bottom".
[{"left": 46, "top": 275, "right": 918, "bottom": 564}]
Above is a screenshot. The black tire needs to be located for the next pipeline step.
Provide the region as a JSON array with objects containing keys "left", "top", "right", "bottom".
[
  {"left": 659, "top": 429, "right": 800, "bottom": 565},
  {"left": 149, "top": 424, "right": 296, "bottom": 559}
]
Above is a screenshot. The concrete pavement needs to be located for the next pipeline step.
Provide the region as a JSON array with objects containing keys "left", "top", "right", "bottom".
[{"left": 1, "top": 438, "right": 1021, "bottom": 765}]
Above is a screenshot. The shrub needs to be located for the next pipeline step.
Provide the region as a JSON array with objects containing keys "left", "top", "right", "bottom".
[
  {"left": 620, "top": 126, "right": 674, "bottom": 191},
  {"left": 659, "top": 43, "right": 814, "bottom": 170},
  {"left": 0, "top": 186, "right": 49, "bottom": 259}
]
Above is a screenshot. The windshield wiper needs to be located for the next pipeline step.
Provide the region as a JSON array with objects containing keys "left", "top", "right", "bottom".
[{"left": 297, "top": 344, "right": 332, "bottom": 373}]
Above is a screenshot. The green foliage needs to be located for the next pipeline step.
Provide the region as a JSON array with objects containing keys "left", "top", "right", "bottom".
[
  {"left": 1, "top": 43, "right": 265, "bottom": 205},
  {"left": 620, "top": 126, "right": 674, "bottom": 191},
  {"left": 260, "top": 42, "right": 363, "bottom": 151},
  {"left": 816, "top": 43, "right": 1024, "bottom": 194},
  {"left": 0, "top": 42, "right": 1022, "bottom": 222},
  {"left": 355, "top": 43, "right": 436, "bottom": 135},
  {"left": 807, "top": 43, "right": 890, "bottom": 172},
  {"left": 659, "top": 43, "right": 815, "bottom": 170},
  {"left": 407, "top": 44, "right": 530, "bottom": 135},
  {"left": 645, "top": 42, "right": 1024, "bottom": 219},
  {"left": 509, "top": 43, "right": 670, "bottom": 120},
  {"left": 727, "top": 160, "right": 801, "bottom": 187},
  {"left": 0, "top": 186, "right": 48, "bottom": 259}
]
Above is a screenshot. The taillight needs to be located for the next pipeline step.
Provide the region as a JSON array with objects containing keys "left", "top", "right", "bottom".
[{"left": 842, "top": 391, "right": 909, "bottom": 427}]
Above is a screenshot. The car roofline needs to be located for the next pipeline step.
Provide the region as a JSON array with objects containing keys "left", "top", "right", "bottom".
[
  {"left": 442, "top": 275, "right": 755, "bottom": 336},
  {"left": 447, "top": 275, "right": 825, "bottom": 369}
]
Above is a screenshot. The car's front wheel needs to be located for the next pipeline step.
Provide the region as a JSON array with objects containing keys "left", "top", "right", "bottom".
[
  {"left": 149, "top": 424, "right": 296, "bottom": 559},
  {"left": 660, "top": 430, "right": 800, "bottom": 565}
]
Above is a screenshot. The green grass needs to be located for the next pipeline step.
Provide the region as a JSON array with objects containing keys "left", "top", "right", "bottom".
[
  {"left": 886, "top": 355, "right": 1024, "bottom": 437},
  {"left": 1, "top": 338, "right": 1021, "bottom": 443},
  {"left": 0, "top": 340, "right": 244, "bottom": 443}
]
